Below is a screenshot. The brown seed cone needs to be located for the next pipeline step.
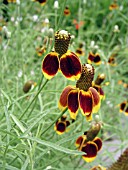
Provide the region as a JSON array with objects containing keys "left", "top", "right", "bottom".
[
  {"left": 86, "top": 123, "right": 101, "bottom": 141},
  {"left": 76, "top": 64, "right": 94, "bottom": 91},
  {"left": 54, "top": 30, "right": 71, "bottom": 57},
  {"left": 108, "top": 148, "right": 128, "bottom": 170}
]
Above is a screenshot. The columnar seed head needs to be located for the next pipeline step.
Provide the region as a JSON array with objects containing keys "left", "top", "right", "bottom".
[
  {"left": 54, "top": 30, "right": 71, "bottom": 57},
  {"left": 76, "top": 64, "right": 94, "bottom": 91}
]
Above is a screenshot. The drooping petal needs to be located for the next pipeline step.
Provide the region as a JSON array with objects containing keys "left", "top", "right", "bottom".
[
  {"left": 79, "top": 90, "right": 93, "bottom": 116},
  {"left": 85, "top": 112, "right": 93, "bottom": 121},
  {"left": 68, "top": 89, "right": 79, "bottom": 119},
  {"left": 93, "top": 84, "right": 105, "bottom": 100},
  {"left": 93, "top": 137, "right": 102, "bottom": 151},
  {"left": 75, "top": 136, "right": 84, "bottom": 148},
  {"left": 58, "top": 85, "right": 75, "bottom": 111},
  {"left": 75, "top": 135, "right": 87, "bottom": 148},
  {"left": 89, "top": 87, "right": 101, "bottom": 113},
  {"left": 54, "top": 121, "right": 66, "bottom": 135},
  {"left": 119, "top": 101, "right": 126, "bottom": 112},
  {"left": 60, "top": 51, "right": 82, "bottom": 81},
  {"left": 42, "top": 52, "right": 59, "bottom": 79},
  {"left": 82, "top": 141, "right": 98, "bottom": 162},
  {"left": 124, "top": 106, "right": 128, "bottom": 116}
]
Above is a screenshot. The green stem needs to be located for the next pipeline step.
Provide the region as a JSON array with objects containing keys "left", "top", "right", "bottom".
[
  {"left": 41, "top": 108, "right": 68, "bottom": 135},
  {"left": 56, "top": 0, "right": 67, "bottom": 31},
  {"left": 27, "top": 75, "right": 44, "bottom": 119}
]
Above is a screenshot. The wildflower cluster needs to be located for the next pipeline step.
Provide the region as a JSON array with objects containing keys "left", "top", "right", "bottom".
[{"left": 42, "top": 30, "right": 104, "bottom": 162}]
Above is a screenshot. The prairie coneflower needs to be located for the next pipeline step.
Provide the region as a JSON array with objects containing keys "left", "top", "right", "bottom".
[
  {"left": 75, "top": 122, "right": 102, "bottom": 162},
  {"left": 109, "top": 2, "right": 119, "bottom": 10},
  {"left": 36, "top": 46, "right": 46, "bottom": 57},
  {"left": 42, "top": 30, "right": 82, "bottom": 80},
  {"left": 58, "top": 64, "right": 101, "bottom": 120},
  {"left": 87, "top": 52, "right": 101, "bottom": 65},
  {"left": 64, "top": 6, "right": 70, "bottom": 16},
  {"left": 108, "top": 55, "right": 117, "bottom": 66},
  {"left": 75, "top": 43, "right": 85, "bottom": 57},
  {"left": 54, "top": 115, "right": 70, "bottom": 135}
]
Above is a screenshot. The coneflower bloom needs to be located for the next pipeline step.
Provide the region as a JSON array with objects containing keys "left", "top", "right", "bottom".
[
  {"left": 36, "top": 46, "right": 46, "bottom": 57},
  {"left": 42, "top": 30, "right": 82, "bottom": 80},
  {"left": 75, "top": 43, "right": 85, "bottom": 57},
  {"left": 75, "top": 122, "right": 102, "bottom": 162},
  {"left": 108, "top": 55, "right": 117, "bottom": 66},
  {"left": 87, "top": 52, "right": 101, "bottom": 65},
  {"left": 109, "top": 2, "right": 119, "bottom": 10},
  {"left": 54, "top": 115, "right": 70, "bottom": 135},
  {"left": 58, "top": 64, "right": 101, "bottom": 120},
  {"left": 64, "top": 6, "right": 70, "bottom": 16}
]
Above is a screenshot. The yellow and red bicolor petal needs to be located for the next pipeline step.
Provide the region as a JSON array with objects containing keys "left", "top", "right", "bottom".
[
  {"left": 81, "top": 141, "right": 98, "bottom": 162},
  {"left": 89, "top": 87, "right": 101, "bottom": 113},
  {"left": 75, "top": 135, "right": 87, "bottom": 148},
  {"left": 68, "top": 89, "right": 79, "bottom": 119},
  {"left": 58, "top": 85, "right": 75, "bottom": 111},
  {"left": 93, "top": 137, "right": 102, "bottom": 151},
  {"left": 66, "top": 120, "right": 70, "bottom": 127},
  {"left": 93, "top": 84, "right": 105, "bottom": 100},
  {"left": 60, "top": 51, "right": 82, "bottom": 81},
  {"left": 79, "top": 90, "right": 93, "bottom": 116},
  {"left": 85, "top": 112, "right": 93, "bottom": 121},
  {"left": 87, "top": 52, "right": 95, "bottom": 64},
  {"left": 119, "top": 101, "right": 126, "bottom": 112},
  {"left": 42, "top": 52, "right": 59, "bottom": 80},
  {"left": 94, "top": 54, "right": 101, "bottom": 65},
  {"left": 75, "top": 136, "right": 84, "bottom": 148},
  {"left": 54, "top": 121, "right": 66, "bottom": 135}
]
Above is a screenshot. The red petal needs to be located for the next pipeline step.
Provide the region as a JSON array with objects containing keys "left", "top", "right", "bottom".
[
  {"left": 82, "top": 141, "right": 98, "bottom": 162},
  {"left": 60, "top": 51, "right": 81, "bottom": 81},
  {"left": 89, "top": 87, "right": 101, "bottom": 113},
  {"left": 68, "top": 89, "right": 79, "bottom": 119},
  {"left": 42, "top": 52, "right": 59, "bottom": 79},
  {"left": 93, "top": 137, "right": 102, "bottom": 151},
  {"left": 75, "top": 136, "right": 84, "bottom": 148},
  {"left": 79, "top": 90, "right": 93, "bottom": 116},
  {"left": 58, "top": 86, "right": 75, "bottom": 111}
]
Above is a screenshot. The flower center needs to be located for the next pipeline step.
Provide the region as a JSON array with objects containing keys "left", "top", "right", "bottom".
[
  {"left": 54, "top": 30, "right": 71, "bottom": 57},
  {"left": 76, "top": 64, "right": 94, "bottom": 91}
]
